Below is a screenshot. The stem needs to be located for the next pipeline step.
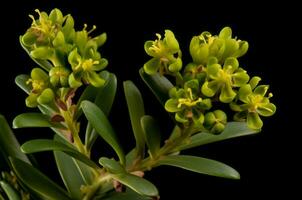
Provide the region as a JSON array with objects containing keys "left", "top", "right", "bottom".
[
  {"left": 82, "top": 174, "right": 112, "bottom": 200},
  {"left": 60, "top": 105, "right": 88, "bottom": 156},
  {"left": 130, "top": 125, "right": 193, "bottom": 172}
]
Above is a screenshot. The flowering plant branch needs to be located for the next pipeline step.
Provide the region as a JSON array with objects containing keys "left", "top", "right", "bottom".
[{"left": 0, "top": 8, "right": 276, "bottom": 200}]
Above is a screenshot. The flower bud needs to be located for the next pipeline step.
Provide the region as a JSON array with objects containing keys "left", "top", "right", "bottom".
[
  {"left": 68, "top": 73, "right": 82, "bottom": 88},
  {"left": 211, "top": 122, "right": 225, "bottom": 134},
  {"left": 31, "top": 68, "right": 48, "bottom": 81},
  {"left": 164, "top": 30, "right": 179, "bottom": 53},
  {"left": 37, "top": 88, "right": 55, "bottom": 104},
  {"left": 204, "top": 110, "right": 227, "bottom": 134},
  {"left": 94, "top": 32, "right": 107, "bottom": 47},
  {"left": 30, "top": 47, "right": 54, "bottom": 60},
  {"left": 168, "top": 57, "right": 182, "bottom": 73},
  {"left": 49, "top": 8, "right": 64, "bottom": 24},
  {"left": 22, "top": 31, "right": 37, "bottom": 46},
  {"left": 25, "top": 94, "right": 38, "bottom": 108},
  {"left": 49, "top": 66, "right": 70, "bottom": 87},
  {"left": 52, "top": 31, "right": 65, "bottom": 47}
]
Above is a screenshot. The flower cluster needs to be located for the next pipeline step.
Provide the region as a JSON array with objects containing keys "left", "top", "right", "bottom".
[
  {"left": 144, "top": 27, "right": 276, "bottom": 132},
  {"left": 144, "top": 30, "right": 182, "bottom": 75},
  {"left": 21, "top": 8, "right": 108, "bottom": 108}
]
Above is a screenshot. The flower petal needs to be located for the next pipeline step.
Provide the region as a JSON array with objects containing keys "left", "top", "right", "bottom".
[
  {"left": 164, "top": 30, "right": 179, "bottom": 53},
  {"left": 238, "top": 84, "right": 252, "bottom": 103},
  {"left": 144, "top": 41, "right": 157, "bottom": 57},
  {"left": 207, "top": 63, "right": 221, "bottom": 78},
  {"left": 165, "top": 99, "right": 181, "bottom": 113},
  {"left": 232, "top": 71, "right": 250, "bottom": 87},
  {"left": 92, "top": 58, "right": 108, "bottom": 71},
  {"left": 219, "top": 83, "right": 236, "bottom": 103},
  {"left": 201, "top": 81, "right": 219, "bottom": 97},
  {"left": 168, "top": 57, "right": 182, "bottom": 73},
  {"left": 143, "top": 58, "right": 160, "bottom": 75},
  {"left": 85, "top": 72, "right": 105, "bottom": 87},
  {"left": 68, "top": 73, "right": 82, "bottom": 88},
  {"left": 175, "top": 112, "right": 188, "bottom": 123},
  {"left": 224, "top": 57, "right": 239, "bottom": 71},
  {"left": 219, "top": 27, "right": 232, "bottom": 39},
  {"left": 254, "top": 85, "right": 269, "bottom": 96},
  {"left": 249, "top": 76, "right": 261, "bottom": 90},
  {"left": 247, "top": 112, "right": 263, "bottom": 130},
  {"left": 257, "top": 103, "right": 276, "bottom": 117}
]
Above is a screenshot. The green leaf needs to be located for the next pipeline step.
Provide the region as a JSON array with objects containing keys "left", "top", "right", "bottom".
[
  {"left": 81, "top": 100, "right": 125, "bottom": 165},
  {"left": 76, "top": 71, "right": 110, "bottom": 111},
  {"left": 15, "top": 74, "right": 31, "bottom": 94},
  {"left": 123, "top": 81, "right": 145, "bottom": 158},
  {"left": 21, "top": 139, "right": 98, "bottom": 168},
  {"left": 157, "top": 155, "right": 240, "bottom": 179},
  {"left": 85, "top": 73, "right": 118, "bottom": 151},
  {"left": 13, "top": 113, "right": 64, "bottom": 129},
  {"left": 54, "top": 135, "right": 94, "bottom": 185},
  {"left": 125, "top": 148, "right": 137, "bottom": 168},
  {"left": 95, "top": 73, "right": 117, "bottom": 116},
  {"left": 99, "top": 157, "right": 125, "bottom": 174},
  {"left": 9, "top": 157, "right": 71, "bottom": 200},
  {"left": 139, "top": 68, "right": 173, "bottom": 106},
  {"left": 140, "top": 116, "right": 160, "bottom": 158},
  {"left": 19, "top": 36, "right": 53, "bottom": 71},
  {"left": 0, "top": 115, "right": 30, "bottom": 165},
  {"left": 180, "top": 122, "right": 259, "bottom": 150},
  {"left": 54, "top": 137, "right": 85, "bottom": 200},
  {"left": 112, "top": 173, "right": 158, "bottom": 197},
  {"left": 0, "top": 181, "right": 21, "bottom": 200},
  {"left": 54, "top": 151, "right": 85, "bottom": 199}
]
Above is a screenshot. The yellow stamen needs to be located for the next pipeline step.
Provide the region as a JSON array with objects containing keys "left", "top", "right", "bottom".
[{"left": 177, "top": 88, "right": 202, "bottom": 108}]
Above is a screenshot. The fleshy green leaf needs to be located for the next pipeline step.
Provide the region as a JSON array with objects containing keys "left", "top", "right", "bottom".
[
  {"left": 15, "top": 74, "right": 31, "bottom": 94},
  {"left": 180, "top": 122, "right": 259, "bottom": 150},
  {"left": 0, "top": 181, "right": 21, "bottom": 200},
  {"left": 0, "top": 115, "right": 30, "bottom": 165},
  {"left": 21, "top": 139, "right": 98, "bottom": 168},
  {"left": 9, "top": 157, "right": 71, "bottom": 200},
  {"left": 54, "top": 136, "right": 86, "bottom": 200},
  {"left": 95, "top": 73, "right": 117, "bottom": 116},
  {"left": 123, "top": 81, "right": 145, "bottom": 158},
  {"left": 85, "top": 72, "right": 117, "bottom": 151},
  {"left": 112, "top": 173, "right": 158, "bottom": 197},
  {"left": 140, "top": 116, "right": 160, "bottom": 158},
  {"left": 81, "top": 101, "right": 125, "bottom": 164},
  {"left": 99, "top": 157, "right": 125, "bottom": 174},
  {"left": 74, "top": 70, "right": 110, "bottom": 118},
  {"left": 139, "top": 68, "right": 173, "bottom": 106},
  {"left": 13, "top": 113, "right": 64, "bottom": 129},
  {"left": 54, "top": 151, "right": 85, "bottom": 200},
  {"left": 157, "top": 155, "right": 240, "bottom": 179}
]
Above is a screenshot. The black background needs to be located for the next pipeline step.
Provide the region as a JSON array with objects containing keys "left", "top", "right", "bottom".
[{"left": 0, "top": 0, "right": 299, "bottom": 199}]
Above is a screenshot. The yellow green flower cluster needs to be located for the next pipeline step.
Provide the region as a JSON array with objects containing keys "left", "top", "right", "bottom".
[
  {"left": 144, "top": 27, "right": 276, "bottom": 132},
  {"left": 20, "top": 8, "right": 108, "bottom": 108}
]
